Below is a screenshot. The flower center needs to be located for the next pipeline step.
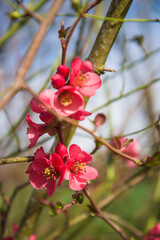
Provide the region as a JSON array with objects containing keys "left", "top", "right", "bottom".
[
  {"left": 74, "top": 72, "right": 88, "bottom": 87},
  {"left": 58, "top": 91, "right": 72, "bottom": 106},
  {"left": 43, "top": 166, "right": 59, "bottom": 180},
  {"left": 70, "top": 161, "right": 86, "bottom": 174}
]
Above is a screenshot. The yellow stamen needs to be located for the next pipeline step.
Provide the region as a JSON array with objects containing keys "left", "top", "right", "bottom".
[{"left": 59, "top": 91, "right": 72, "bottom": 106}]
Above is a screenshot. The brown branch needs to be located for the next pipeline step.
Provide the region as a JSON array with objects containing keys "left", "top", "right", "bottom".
[
  {"left": 0, "top": 0, "right": 64, "bottom": 111},
  {"left": 83, "top": 187, "right": 129, "bottom": 240},
  {"left": 15, "top": 0, "right": 43, "bottom": 23},
  {"left": 61, "top": 0, "right": 103, "bottom": 64}
]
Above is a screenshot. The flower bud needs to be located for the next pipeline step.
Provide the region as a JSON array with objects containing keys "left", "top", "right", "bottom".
[
  {"left": 57, "top": 65, "right": 70, "bottom": 80},
  {"left": 51, "top": 74, "right": 65, "bottom": 89},
  {"left": 71, "top": 0, "right": 81, "bottom": 11},
  {"left": 94, "top": 113, "right": 106, "bottom": 129}
]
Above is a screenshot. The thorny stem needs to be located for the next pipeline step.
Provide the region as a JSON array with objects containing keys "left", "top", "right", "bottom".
[
  {"left": 61, "top": 0, "right": 103, "bottom": 65},
  {"left": 83, "top": 187, "right": 129, "bottom": 240}
]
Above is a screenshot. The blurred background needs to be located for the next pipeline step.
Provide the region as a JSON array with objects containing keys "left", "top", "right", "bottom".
[{"left": 0, "top": 0, "right": 160, "bottom": 239}]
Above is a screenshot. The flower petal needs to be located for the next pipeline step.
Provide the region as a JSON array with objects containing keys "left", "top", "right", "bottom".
[
  {"left": 81, "top": 60, "right": 93, "bottom": 72},
  {"left": 45, "top": 179, "right": 56, "bottom": 197},
  {"left": 55, "top": 143, "right": 68, "bottom": 160},
  {"left": 81, "top": 166, "right": 98, "bottom": 180},
  {"left": 30, "top": 98, "right": 44, "bottom": 113},
  {"left": 28, "top": 171, "right": 47, "bottom": 190},
  {"left": 69, "top": 144, "right": 82, "bottom": 158},
  {"left": 69, "top": 174, "right": 87, "bottom": 191},
  {"left": 39, "top": 89, "right": 55, "bottom": 108},
  {"left": 82, "top": 151, "right": 92, "bottom": 164},
  {"left": 71, "top": 57, "right": 82, "bottom": 75},
  {"left": 34, "top": 147, "right": 49, "bottom": 161}
]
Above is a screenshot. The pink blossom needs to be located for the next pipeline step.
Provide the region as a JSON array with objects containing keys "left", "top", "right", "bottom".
[
  {"left": 57, "top": 65, "right": 70, "bottom": 80},
  {"left": 69, "top": 57, "right": 101, "bottom": 97},
  {"left": 143, "top": 222, "right": 160, "bottom": 240},
  {"left": 112, "top": 137, "right": 140, "bottom": 168},
  {"left": 26, "top": 113, "right": 48, "bottom": 148},
  {"left": 51, "top": 74, "right": 65, "bottom": 89},
  {"left": 53, "top": 86, "right": 85, "bottom": 117},
  {"left": 64, "top": 144, "right": 98, "bottom": 191},
  {"left": 26, "top": 147, "right": 64, "bottom": 197}
]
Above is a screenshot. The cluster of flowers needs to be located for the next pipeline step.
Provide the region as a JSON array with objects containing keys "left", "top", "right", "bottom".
[
  {"left": 26, "top": 57, "right": 101, "bottom": 148},
  {"left": 26, "top": 143, "right": 98, "bottom": 197},
  {"left": 143, "top": 222, "right": 160, "bottom": 240},
  {"left": 26, "top": 57, "right": 100, "bottom": 196},
  {"left": 26, "top": 56, "right": 141, "bottom": 197}
]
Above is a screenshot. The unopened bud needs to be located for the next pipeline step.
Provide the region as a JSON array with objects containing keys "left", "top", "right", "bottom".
[
  {"left": 71, "top": 0, "right": 81, "bottom": 11},
  {"left": 94, "top": 113, "right": 106, "bottom": 129},
  {"left": 77, "top": 193, "right": 83, "bottom": 204},
  {"left": 51, "top": 74, "right": 65, "bottom": 89},
  {"left": 56, "top": 201, "right": 63, "bottom": 209},
  {"left": 9, "top": 10, "right": 21, "bottom": 20},
  {"left": 57, "top": 65, "right": 70, "bottom": 80}
]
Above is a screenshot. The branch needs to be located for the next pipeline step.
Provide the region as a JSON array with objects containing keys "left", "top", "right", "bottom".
[
  {"left": 0, "top": 156, "right": 33, "bottom": 165},
  {"left": 88, "top": 0, "right": 133, "bottom": 71},
  {"left": 92, "top": 78, "right": 160, "bottom": 112},
  {"left": 0, "top": 0, "right": 64, "bottom": 110},
  {"left": 83, "top": 187, "right": 129, "bottom": 240},
  {"left": 61, "top": 0, "right": 103, "bottom": 64},
  {"left": 15, "top": 0, "right": 43, "bottom": 22}
]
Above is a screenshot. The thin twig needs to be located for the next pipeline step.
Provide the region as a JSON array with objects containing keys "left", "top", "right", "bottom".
[
  {"left": 62, "top": 0, "right": 103, "bottom": 64},
  {"left": 83, "top": 187, "right": 129, "bottom": 240},
  {"left": 15, "top": 0, "right": 43, "bottom": 22},
  {"left": 0, "top": 0, "right": 64, "bottom": 110},
  {"left": 0, "top": 156, "right": 33, "bottom": 165},
  {"left": 0, "top": 182, "right": 29, "bottom": 238}
]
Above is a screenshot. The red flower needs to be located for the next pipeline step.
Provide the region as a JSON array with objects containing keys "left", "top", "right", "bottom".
[
  {"left": 26, "top": 147, "right": 64, "bottom": 197},
  {"left": 53, "top": 86, "right": 85, "bottom": 117},
  {"left": 64, "top": 144, "right": 98, "bottom": 191},
  {"left": 69, "top": 57, "right": 101, "bottom": 97},
  {"left": 111, "top": 137, "right": 140, "bottom": 168},
  {"left": 143, "top": 222, "right": 160, "bottom": 240},
  {"left": 26, "top": 113, "right": 48, "bottom": 148}
]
